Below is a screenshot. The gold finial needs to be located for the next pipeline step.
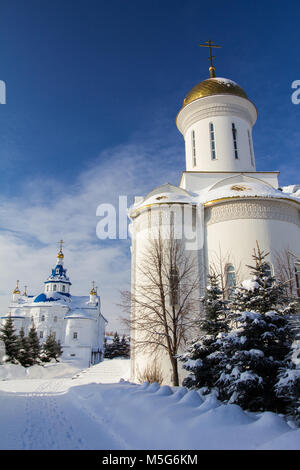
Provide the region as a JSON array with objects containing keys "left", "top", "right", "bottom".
[
  {"left": 199, "top": 40, "right": 222, "bottom": 78},
  {"left": 57, "top": 239, "right": 64, "bottom": 259},
  {"left": 90, "top": 280, "right": 96, "bottom": 295},
  {"left": 23, "top": 285, "right": 28, "bottom": 296},
  {"left": 13, "top": 280, "right": 20, "bottom": 294}
]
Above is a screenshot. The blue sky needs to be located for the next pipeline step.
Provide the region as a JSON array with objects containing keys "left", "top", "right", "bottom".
[{"left": 0, "top": 0, "right": 300, "bottom": 329}]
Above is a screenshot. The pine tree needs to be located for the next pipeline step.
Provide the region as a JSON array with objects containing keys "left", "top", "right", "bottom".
[
  {"left": 120, "top": 335, "right": 130, "bottom": 358},
  {"left": 275, "top": 365, "right": 300, "bottom": 424},
  {"left": 27, "top": 323, "right": 41, "bottom": 363},
  {"left": 180, "top": 273, "right": 229, "bottom": 390},
  {"left": 104, "top": 332, "right": 129, "bottom": 359},
  {"left": 213, "top": 243, "right": 296, "bottom": 412},
  {"left": 199, "top": 272, "right": 228, "bottom": 336},
  {"left": 180, "top": 244, "right": 296, "bottom": 414},
  {"left": 229, "top": 243, "right": 296, "bottom": 315},
  {"left": 0, "top": 315, "right": 19, "bottom": 363},
  {"left": 17, "top": 327, "right": 34, "bottom": 367},
  {"left": 216, "top": 310, "right": 293, "bottom": 412},
  {"left": 41, "top": 332, "right": 62, "bottom": 362}
]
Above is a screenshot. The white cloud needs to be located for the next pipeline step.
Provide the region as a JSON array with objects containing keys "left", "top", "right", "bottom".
[{"left": 0, "top": 139, "right": 183, "bottom": 332}]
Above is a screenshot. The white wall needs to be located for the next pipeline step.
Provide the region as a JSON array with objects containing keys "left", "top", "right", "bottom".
[
  {"left": 204, "top": 199, "right": 300, "bottom": 284},
  {"left": 185, "top": 115, "right": 255, "bottom": 172}
]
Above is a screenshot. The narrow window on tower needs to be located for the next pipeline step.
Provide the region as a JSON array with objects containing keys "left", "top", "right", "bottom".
[
  {"left": 191, "top": 130, "right": 196, "bottom": 166},
  {"left": 248, "top": 129, "right": 254, "bottom": 166},
  {"left": 264, "top": 262, "right": 272, "bottom": 278},
  {"left": 225, "top": 264, "right": 236, "bottom": 300},
  {"left": 209, "top": 122, "right": 216, "bottom": 160},
  {"left": 295, "top": 264, "right": 300, "bottom": 297},
  {"left": 232, "top": 123, "right": 238, "bottom": 159}
]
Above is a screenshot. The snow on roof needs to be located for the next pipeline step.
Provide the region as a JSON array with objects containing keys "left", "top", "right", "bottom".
[
  {"left": 130, "top": 183, "right": 196, "bottom": 215},
  {"left": 210, "top": 77, "right": 239, "bottom": 86},
  {"left": 64, "top": 308, "right": 96, "bottom": 320},
  {"left": 130, "top": 175, "right": 300, "bottom": 217},
  {"left": 31, "top": 292, "right": 71, "bottom": 305},
  {"left": 199, "top": 180, "right": 291, "bottom": 204},
  {"left": 281, "top": 185, "right": 300, "bottom": 194},
  {"left": 22, "top": 293, "right": 97, "bottom": 310}
]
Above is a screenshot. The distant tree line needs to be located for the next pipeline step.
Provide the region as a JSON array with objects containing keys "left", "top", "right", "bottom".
[
  {"left": 0, "top": 316, "right": 63, "bottom": 367},
  {"left": 104, "top": 332, "right": 130, "bottom": 359}
]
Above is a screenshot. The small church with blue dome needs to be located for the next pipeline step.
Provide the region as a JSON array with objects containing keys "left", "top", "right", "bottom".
[{"left": 1, "top": 242, "right": 107, "bottom": 366}]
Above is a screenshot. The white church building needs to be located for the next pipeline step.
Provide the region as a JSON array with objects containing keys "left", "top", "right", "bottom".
[
  {"left": 1, "top": 243, "right": 107, "bottom": 366},
  {"left": 128, "top": 54, "right": 300, "bottom": 384}
]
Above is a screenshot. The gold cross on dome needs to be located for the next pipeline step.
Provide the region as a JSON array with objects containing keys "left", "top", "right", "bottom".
[
  {"left": 199, "top": 40, "right": 222, "bottom": 77},
  {"left": 58, "top": 239, "right": 64, "bottom": 251}
]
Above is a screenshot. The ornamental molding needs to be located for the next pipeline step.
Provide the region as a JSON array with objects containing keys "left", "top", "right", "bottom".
[
  {"left": 205, "top": 199, "right": 300, "bottom": 227},
  {"left": 178, "top": 103, "right": 254, "bottom": 135}
]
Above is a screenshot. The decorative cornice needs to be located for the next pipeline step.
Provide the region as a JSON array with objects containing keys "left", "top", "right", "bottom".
[
  {"left": 205, "top": 198, "right": 300, "bottom": 227},
  {"left": 176, "top": 94, "right": 257, "bottom": 135}
]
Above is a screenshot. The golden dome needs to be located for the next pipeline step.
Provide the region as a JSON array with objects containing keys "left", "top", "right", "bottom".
[
  {"left": 57, "top": 250, "right": 64, "bottom": 259},
  {"left": 13, "top": 281, "right": 20, "bottom": 295},
  {"left": 182, "top": 77, "right": 248, "bottom": 107}
]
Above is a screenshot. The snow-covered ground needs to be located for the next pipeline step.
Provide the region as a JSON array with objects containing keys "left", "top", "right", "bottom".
[{"left": 0, "top": 358, "right": 299, "bottom": 450}]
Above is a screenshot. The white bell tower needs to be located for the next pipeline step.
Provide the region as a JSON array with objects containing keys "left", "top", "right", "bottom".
[{"left": 176, "top": 41, "right": 257, "bottom": 173}]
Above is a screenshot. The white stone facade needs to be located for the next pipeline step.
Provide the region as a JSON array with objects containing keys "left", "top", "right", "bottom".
[
  {"left": 129, "top": 75, "right": 300, "bottom": 385},
  {"left": 1, "top": 250, "right": 107, "bottom": 367}
]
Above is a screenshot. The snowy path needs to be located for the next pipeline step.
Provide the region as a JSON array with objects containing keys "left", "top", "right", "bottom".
[
  {"left": 0, "top": 359, "right": 299, "bottom": 450},
  {"left": 21, "top": 380, "right": 85, "bottom": 450},
  {"left": 0, "top": 359, "right": 131, "bottom": 450}
]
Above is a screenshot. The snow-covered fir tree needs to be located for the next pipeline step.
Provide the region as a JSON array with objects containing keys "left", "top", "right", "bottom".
[
  {"left": 0, "top": 314, "right": 19, "bottom": 363},
  {"left": 229, "top": 243, "right": 296, "bottom": 315},
  {"left": 180, "top": 245, "right": 298, "bottom": 415},
  {"left": 199, "top": 272, "right": 228, "bottom": 336},
  {"left": 275, "top": 339, "right": 300, "bottom": 424},
  {"left": 216, "top": 310, "right": 293, "bottom": 412},
  {"left": 104, "top": 332, "right": 130, "bottom": 359},
  {"left": 40, "top": 332, "right": 63, "bottom": 362},
  {"left": 28, "top": 323, "right": 41, "bottom": 363},
  {"left": 180, "top": 273, "right": 228, "bottom": 390},
  {"left": 120, "top": 335, "right": 130, "bottom": 358},
  {"left": 17, "top": 327, "right": 34, "bottom": 367}
]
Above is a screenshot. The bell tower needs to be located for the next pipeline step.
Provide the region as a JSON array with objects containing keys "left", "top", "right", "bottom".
[{"left": 176, "top": 42, "right": 257, "bottom": 173}]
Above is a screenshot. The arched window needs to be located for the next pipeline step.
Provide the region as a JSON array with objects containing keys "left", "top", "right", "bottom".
[
  {"left": 248, "top": 129, "right": 254, "bottom": 166},
  {"left": 191, "top": 130, "right": 196, "bottom": 166},
  {"left": 295, "top": 264, "right": 300, "bottom": 297},
  {"left": 209, "top": 122, "right": 216, "bottom": 160},
  {"left": 62, "top": 285, "right": 65, "bottom": 292},
  {"left": 264, "top": 263, "right": 272, "bottom": 278},
  {"left": 53, "top": 284, "right": 57, "bottom": 291},
  {"left": 225, "top": 264, "right": 236, "bottom": 299},
  {"left": 232, "top": 123, "right": 238, "bottom": 159},
  {"left": 41, "top": 314, "right": 45, "bottom": 322}
]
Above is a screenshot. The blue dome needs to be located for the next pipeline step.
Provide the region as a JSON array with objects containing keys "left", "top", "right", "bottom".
[
  {"left": 33, "top": 292, "right": 71, "bottom": 303},
  {"left": 34, "top": 293, "right": 47, "bottom": 303}
]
